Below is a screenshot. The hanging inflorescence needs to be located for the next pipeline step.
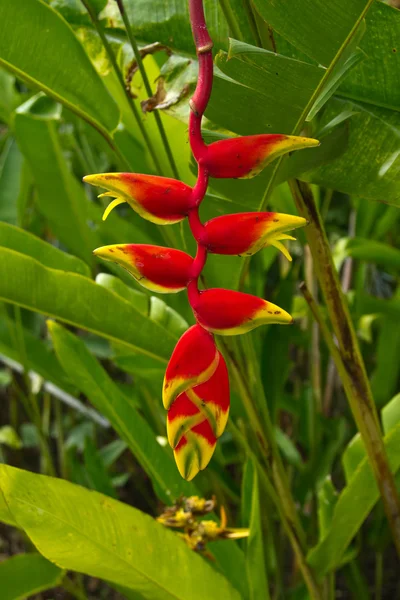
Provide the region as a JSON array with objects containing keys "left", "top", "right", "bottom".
[{"left": 84, "top": 0, "right": 318, "bottom": 481}]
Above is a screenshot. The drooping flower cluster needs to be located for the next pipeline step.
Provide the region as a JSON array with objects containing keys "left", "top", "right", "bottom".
[{"left": 84, "top": 0, "right": 317, "bottom": 481}]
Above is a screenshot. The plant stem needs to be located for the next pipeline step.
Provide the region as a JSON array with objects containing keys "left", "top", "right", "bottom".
[
  {"left": 292, "top": 179, "right": 400, "bottom": 558},
  {"left": 115, "top": 0, "right": 180, "bottom": 179},
  {"left": 8, "top": 306, "right": 55, "bottom": 476},
  {"left": 217, "top": 0, "right": 244, "bottom": 41},
  {"left": 80, "top": 0, "right": 162, "bottom": 173},
  {"left": 229, "top": 418, "right": 323, "bottom": 599}
]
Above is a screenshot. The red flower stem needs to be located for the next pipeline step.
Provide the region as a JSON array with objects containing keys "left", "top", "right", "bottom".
[{"left": 187, "top": 0, "right": 214, "bottom": 314}]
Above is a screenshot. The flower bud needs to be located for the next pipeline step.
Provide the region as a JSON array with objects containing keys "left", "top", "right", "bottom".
[
  {"left": 83, "top": 173, "right": 193, "bottom": 224},
  {"left": 93, "top": 244, "right": 193, "bottom": 293},
  {"left": 201, "top": 134, "right": 319, "bottom": 179},
  {"left": 204, "top": 212, "right": 307, "bottom": 260},
  {"left": 163, "top": 325, "right": 219, "bottom": 410},
  {"left": 192, "top": 288, "right": 293, "bottom": 335}
]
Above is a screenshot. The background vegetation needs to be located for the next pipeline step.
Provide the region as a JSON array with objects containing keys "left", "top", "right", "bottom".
[{"left": 0, "top": 0, "right": 399, "bottom": 598}]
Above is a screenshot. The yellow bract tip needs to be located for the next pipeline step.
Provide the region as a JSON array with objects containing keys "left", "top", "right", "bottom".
[{"left": 102, "top": 197, "right": 126, "bottom": 221}]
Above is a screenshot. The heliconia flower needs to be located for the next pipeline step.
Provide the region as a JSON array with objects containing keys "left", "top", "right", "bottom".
[
  {"left": 204, "top": 212, "right": 307, "bottom": 260},
  {"left": 163, "top": 325, "right": 219, "bottom": 410},
  {"left": 83, "top": 173, "right": 193, "bottom": 224},
  {"left": 167, "top": 354, "right": 229, "bottom": 448},
  {"left": 201, "top": 134, "right": 319, "bottom": 179},
  {"left": 192, "top": 288, "right": 293, "bottom": 335},
  {"left": 93, "top": 244, "right": 193, "bottom": 293},
  {"left": 168, "top": 353, "right": 229, "bottom": 480}
]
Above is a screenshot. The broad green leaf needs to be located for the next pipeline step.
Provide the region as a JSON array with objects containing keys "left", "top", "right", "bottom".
[
  {"left": 307, "top": 420, "right": 400, "bottom": 576},
  {"left": 49, "top": 321, "right": 196, "bottom": 502},
  {"left": 245, "top": 459, "right": 270, "bottom": 600},
  {"left": 370, "top": 310, "right": 400, "bottom": 408},
  {"left": 339, "top": 2, "right": 400, "bottom": 112},
  {"left": 0, "top": 138, "right": 22, "bottom": 225},
  {"left": 0, "top": 426, "right": 22, "bottom": 450},
  {"left": 0, "top": 247, "right": 176, "bottom": 362},
  {"left": 251, "top": 0, "right": 370, "bottom": 66},
  {"left": 303, "top": 98, "right": 400, "bottom": 205},
  {"left": 0, "top": 306, "right": 75, "bottom": 394},
  {"left": 211, "top": 43, "right": 324, "bottom": 135},
  {"left": 0, "top": 487, "right": 17, "bottom": 527},
  {"left": 123, "top": 0, "right": 252, "bottom": 55},
  {"left": 0, "top": 222, "right": 90, "bottom": 277},
  {"left": 0, "top": 553, "right": 63, "bottom": 600},
  {"left": 317, "top": 477, "right": 338, "bottom": 540},
  {"left": 13, "top": 95, "right": 97, "bottom": 264},
  {"left": 83, "top": 436, "right": 117, "bottom": 498},
  {"left": 382, "top": 394, "right": 400, "bottom": 436},
  {"left": 0, "top": 69, "right": 19, "bottom": 123},
  {"left": 337, "top": 237, "right": 400, "bottom": 271},
  {"left": 95, "top": 273, "right": 188, "bottom": 337},
  {"left": 0, "top": 465, "right": 240, "bottom": 600},
  {"left": 0, "top": 0, "right": 119, "bottom": 133}
]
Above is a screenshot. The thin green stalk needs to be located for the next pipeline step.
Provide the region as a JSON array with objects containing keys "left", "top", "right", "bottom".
[
  {"left": 293, "top": 179, "right": 400, "bottom": 559},
  {"left": 80, "top": 0, "right": 162, "bottom": 174},
  {"left": 62, "top": 575, "right": 88, "bottom": 600},
  {"left": 55, "top": 398, "right": 67, "bottom": 479},
  {"left": 217, "top": 0, "right": 244, "bottom": 41},
  {"left": 375, "top": 551, "right": 383, "bottom": 600},
  {"left": 115, "top": 0, "right": 180, "bottom": 180},
  {"left": 9, "top": 307, "right": 55, "bottom": 476},
  {"left": 229, "top": 419, "right": 323, "bottom": 599}
]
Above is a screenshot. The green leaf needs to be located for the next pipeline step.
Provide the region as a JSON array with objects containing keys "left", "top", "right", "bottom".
[
  {"left": 211, "top": 42, "right": 324, "bottom": 135},
  {"left": 317, "top": 477, "right": 338, "bottom": 540},
  {"left": 0, "top": 222, "right": 90, "bottom": 277},
  {"left": 123, "top": 0, "right": 253, "bottom": 55},
  {"left": 0, "top": 305, "right": 75, "bottom": 394},
  {"left": 244, "top": 459, "right": 270, "bottom": 600},
  {"left": 307, "top": 419, "right": 400, "bottom": 575},
  {"left": 382, "top": 394, "right": 400, "bottom": 436},
  {"left": 0, "top": 247, "right": 177, "bottom": 362},
  {"left": 303, "top": 98, "right": 400, "bottom": 205},
  {"left": 0, "top": 138, "right": 23, "bottom": 225},
  {"left": 0, "top": 425, "right": 22, "bottom": 450},
  {"left": 0, "top": 487, "right": 17, "bottom": 527},
  {"left": 83, "top": 436, "right": 118, "bottom": 498},
  {"left": 339, "top": 2, "right": 400, "bottom": 112},
  {"left": 13, "top": 95, "right": 97, "bottom": 264},
  {"left": 337, "top": 237, "right": 400, "bottom": 271},
  {"left": 49, "top": 321, "right": 196, "bottom": 501},
  {"left": 0, "top": 553, "right": 63, "bottom": 600},
  {"left": 0, "top": 465, "right": 240, "bottom": 599},
  {"left": 0, "top": 0, "right": 119, "bottom": 133},
  {"left": 251, "top": 0, "right": 370, "bottom": 66}
]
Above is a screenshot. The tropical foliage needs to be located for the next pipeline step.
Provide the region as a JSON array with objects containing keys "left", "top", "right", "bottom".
[{"left": 0, "top": 0, "right": 399, "bottom": 598}]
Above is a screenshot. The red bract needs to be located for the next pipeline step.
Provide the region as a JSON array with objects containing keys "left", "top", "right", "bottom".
[
  {"left": 83, "top": 173, "right": 193, "bottom": 224},
  {"left": 201, "top": 134, "right": 319, "bottom": 179},
  {"left": 192, "top": 288, "right": 293, "bottom": 335},
  {"left": 93, "top": 244, "right": 193, "bottom": 293},
  {"left": 163, "top": 324, "right": 219, "bottom": 410},
  {"left": 167, "top": 353, "right": 230, "bottom": 480},
  {"left": 204, "top": 212, "right": 307, "bottom": 260}
]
